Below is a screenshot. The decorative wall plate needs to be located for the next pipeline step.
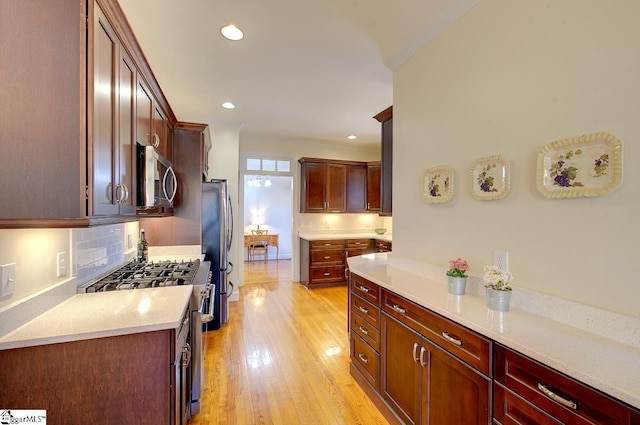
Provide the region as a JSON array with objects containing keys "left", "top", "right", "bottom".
[
  {"left": 423, "top": 165, "right": 454, "bottom": 203},
  {"left": 470, "top": 155, "right": 510, "bottom": 200},
  {"left": 536, "top": 132, "right": 623, "bottom": 198}
]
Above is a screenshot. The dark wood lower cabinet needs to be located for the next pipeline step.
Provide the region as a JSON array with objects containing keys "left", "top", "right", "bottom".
[
  {"left": 351, "top": 273, "right": 640, "bottom": 425},
  {"left": 0, "top": 331, "right": 173, "bottom": 425},
  {"left": 381, "top": 313, "right": 491, "bottom": 425}
]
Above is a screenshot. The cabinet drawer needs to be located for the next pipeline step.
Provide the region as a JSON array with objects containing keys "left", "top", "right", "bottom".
[
  {"left": 375, "top": 240, "right": 391, "bottom": 252},
  {"left": 310, "top": 250, "right": 344, "bottom": 266},
  {"left": 346, "top": 239, "right": 371, "bottom": 249},
  {"left": 495, "top": 344, "right": 638, "bottom": 425},
  {"left": 309, "top": 266, "right": 345, "bottom": 284},
  {"left": 346, "top": 247, "right": 368, "bottom": 258},
  {"left": 351, "top": 313, "right": 380, "bottom": 352},
  {"left": 350, "top": 333, "right": 379, "bottom": 390},
  {"left": 382, "top": 289, "right": 491, "bottom": 376},
  {"left": 494, "top": 383, "right": 562, "bottom": 425},
  {"left": 351, "top": 295, "right": 380, "bottom": 329},
  {"left": 350, "top": 274, "right": 380, "bottom": 306},
  {"left": 310, "top": 239, "right": 345, "bottom": 250}
]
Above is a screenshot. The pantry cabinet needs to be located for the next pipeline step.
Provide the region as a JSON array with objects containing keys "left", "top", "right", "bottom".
[{"left": 0, "top": 0, "right": 176, "bottom": 227}]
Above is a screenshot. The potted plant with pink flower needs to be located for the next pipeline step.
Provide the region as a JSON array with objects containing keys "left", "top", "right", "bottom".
[
  {"left": 483, "top": 265, "right": 514, "bottom": 311},
  {"left": 446, "top": 258, "right": 469, "bottom": 295}
]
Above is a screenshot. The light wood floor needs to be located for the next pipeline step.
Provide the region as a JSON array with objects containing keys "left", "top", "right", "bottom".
[{"left": 188, "top": 260, "right": 389, "bottom": 425}]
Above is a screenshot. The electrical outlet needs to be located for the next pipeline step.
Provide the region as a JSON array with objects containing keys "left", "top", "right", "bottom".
[
  {"left": 57, "top": 252, "right": 67, "bottom": 278},
  {"left": 127, "top": 234, "right": 135, "bottom": 249},
  {"left": 0, "top": 263, "right": 16, "bottom": 296},
  {"left": 494, "top": 250, "right": 509, "bottom": 271}
]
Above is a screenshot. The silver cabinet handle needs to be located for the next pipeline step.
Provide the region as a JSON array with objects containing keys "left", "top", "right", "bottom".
[
  {"left": 367, "top": 202, "right": 370, "bottom": 209},
  {"left": 358, "top": 326, "right": 369, "bottom": 336},
  {"left": 358, "top": 306, "right": 369, "bottom": 314},
  {"left": 358, "top": 353, "right": 369, "bottom": 364},
  {"left": 419, "top": 346, "right": 428, "bottom": 367},
  {"left": 106, "top": 182, "right": 113, "bottom": 203},
  {"left": 324, "top": 272, "right": 330, "bottom": 276},
  {"left": 182, "top": 342, "right": 192, "bottom": 367},
  {"left": 121, "top": 183, "right": 129, "bottom": 203},
  {"left": 537, "top": 383, "right": 577, "bottom": 410},
  {"left": 324, "top": 256, "right": 331, "bottom": 259},
  {"left": 324, "top": 243, "right": 331, "bottom": 246},
  {"left": 442, "top": 332, "right": 462, "bottom": 346},
  {"left": 392, "top": 304, "right": 406, "bottom": 314},
  {"left": 412, "top": 343, "right": 420, "bottom": 362},
  {"left": 358, "top": 285, "right": 370, "bottom": 293},
  {"left": 354, "top": 242, "right": 361, "bottom": 245}
]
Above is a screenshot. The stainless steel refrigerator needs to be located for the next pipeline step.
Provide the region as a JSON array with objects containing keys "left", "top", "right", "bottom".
[{"left": 202, "top": 179, "right": 233, "bottom": 330}]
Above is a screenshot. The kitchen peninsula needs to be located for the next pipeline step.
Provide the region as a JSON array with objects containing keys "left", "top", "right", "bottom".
[
  {"left": 298, "top": 230, "right": 392, "bottom": 288},
  {"left": 347, "top": 253, "right": 640, "bottom": 424}
]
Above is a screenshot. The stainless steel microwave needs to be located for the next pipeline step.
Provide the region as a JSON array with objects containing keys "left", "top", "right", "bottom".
[{"left": 136, "top": 142, "right": 177, "bottom": 210}]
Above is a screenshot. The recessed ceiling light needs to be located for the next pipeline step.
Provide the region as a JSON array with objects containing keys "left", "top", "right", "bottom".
[
  {"left": 347, "top": 135, "right": 357, "bottom": 140},
  {"left": 221, "top": 24, "right": 243, "bottom": 41},
  {"left": 221, "top": 102, "right": 236, "bottom": 109}
]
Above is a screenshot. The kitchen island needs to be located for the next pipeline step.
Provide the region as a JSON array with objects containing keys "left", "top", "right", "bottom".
[{"left": 348, "top": 253, "right": 640, "bottom": 423}]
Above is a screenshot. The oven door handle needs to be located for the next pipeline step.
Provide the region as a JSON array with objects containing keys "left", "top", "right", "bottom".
[{"left": 199, "top": 271, "right": 214, "bottom": 323}]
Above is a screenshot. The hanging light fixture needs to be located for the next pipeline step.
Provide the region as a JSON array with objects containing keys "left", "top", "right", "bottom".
[
  {"left": 247, "top": 176, "right": 254, "bottom": 187},
  {"left": 264, "top": 177, "right": 272, "bottom": 187},
  {"left": 255, "top": 176, "right": 262, "bottom": 187}
]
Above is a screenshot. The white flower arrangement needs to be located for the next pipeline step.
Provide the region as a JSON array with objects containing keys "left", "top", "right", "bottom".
[{"left": 483, "top": 265, "right": 514, "bottom": 291}]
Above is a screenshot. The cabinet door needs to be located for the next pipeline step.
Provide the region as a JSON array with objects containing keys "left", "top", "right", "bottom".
[
  {"left": 153, "top": 104, "right": 172, "bottom": 160},
  {"left": 367, "top": 162, "right": 381, "bottom": 212},
  {"left": 381, "top": 117, "right": 393, "bottom": 215},
  {"left": 325, "top": 163, "right": 347, "bottom": 212},
  {"left": 381, "top": 314, "right": 422, "bottom": 425},
  {"left": 346, "top": 164, "right": 367, "bottom": 212},
  {"left": 136, "top": 76, "right": 153, "bottom": 147},
  {"left": 92, "top": 6, "right": 118, "bottom": 216},
  {"left": 423, "top": 338, "right": 491, "bottom": 425},
  {"left": 303, "top": 162, "right": 327, "bottom": 212},
  {"left": 117, "top": 48, "right": 136, "bottom": 214}
]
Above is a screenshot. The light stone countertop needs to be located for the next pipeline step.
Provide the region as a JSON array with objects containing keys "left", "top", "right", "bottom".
[
  {"left": 0, "top": 285, "right": 192, "bottom": 350},
  {"left": 298, "top": 230, "right": 392, "bottom": 242},
  {"left": 348, "top": 253, "right": 640, "bottom": 410}
]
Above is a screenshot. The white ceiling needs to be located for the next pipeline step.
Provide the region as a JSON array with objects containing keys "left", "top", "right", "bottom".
[{"left": 117, "top": 0, "right": 478, "bottom": 145}]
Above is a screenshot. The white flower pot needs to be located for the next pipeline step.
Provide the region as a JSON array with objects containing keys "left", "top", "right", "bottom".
[
  {"left": 447, "top": 276, "right": 467, "bottom": 295},
  {"left": 486, "top": 287, "right": 511, "bottom": 312}
]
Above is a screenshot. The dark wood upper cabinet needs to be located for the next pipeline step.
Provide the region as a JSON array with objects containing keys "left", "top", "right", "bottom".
[
  {"left": 299, "top": 158, "right": 381, "bottom": 214},
  {"left": 367, "top": 162, "right": 381, "bottom": 212},
  {"left": 347, "top": 164, "right": 367, "bottom": 212},
  {"left": 374, "top": 106, "right": 392, "bottom": 216},
  {"left": 0, "top": 0, "right": 175, "bottom": 228}
]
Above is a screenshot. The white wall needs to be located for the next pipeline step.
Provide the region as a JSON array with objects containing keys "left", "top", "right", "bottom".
[{"left": 393, "top": 0, "right": 640, "bottom": 317}]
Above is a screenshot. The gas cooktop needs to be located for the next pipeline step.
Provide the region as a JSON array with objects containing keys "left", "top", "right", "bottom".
[{"left": 80, "top": 259, "right": 201, "bottom": 293}]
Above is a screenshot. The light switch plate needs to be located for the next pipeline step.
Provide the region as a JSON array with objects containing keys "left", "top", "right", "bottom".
[{"left": 0, "top": 263, "right": 16, "bottom": 296}]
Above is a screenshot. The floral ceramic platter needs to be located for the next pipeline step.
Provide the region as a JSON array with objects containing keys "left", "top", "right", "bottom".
[
  {"left": 536, "top": 132, "right": 623, "bottom": 198},
  {"left": 470, "top": 155, "right": 510, "bottom": 200},
  {"left": 423, "top": 165, "right": 454, "bottom": 203}
]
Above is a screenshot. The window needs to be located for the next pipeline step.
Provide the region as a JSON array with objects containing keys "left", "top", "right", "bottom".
[{"left": 245, "top": 157, "right": 291, "bottom": 174}]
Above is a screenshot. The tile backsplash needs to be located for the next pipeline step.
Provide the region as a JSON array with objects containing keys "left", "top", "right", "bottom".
[{"left": 72, "top": 222, "right": 138, "bottom": 285}]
